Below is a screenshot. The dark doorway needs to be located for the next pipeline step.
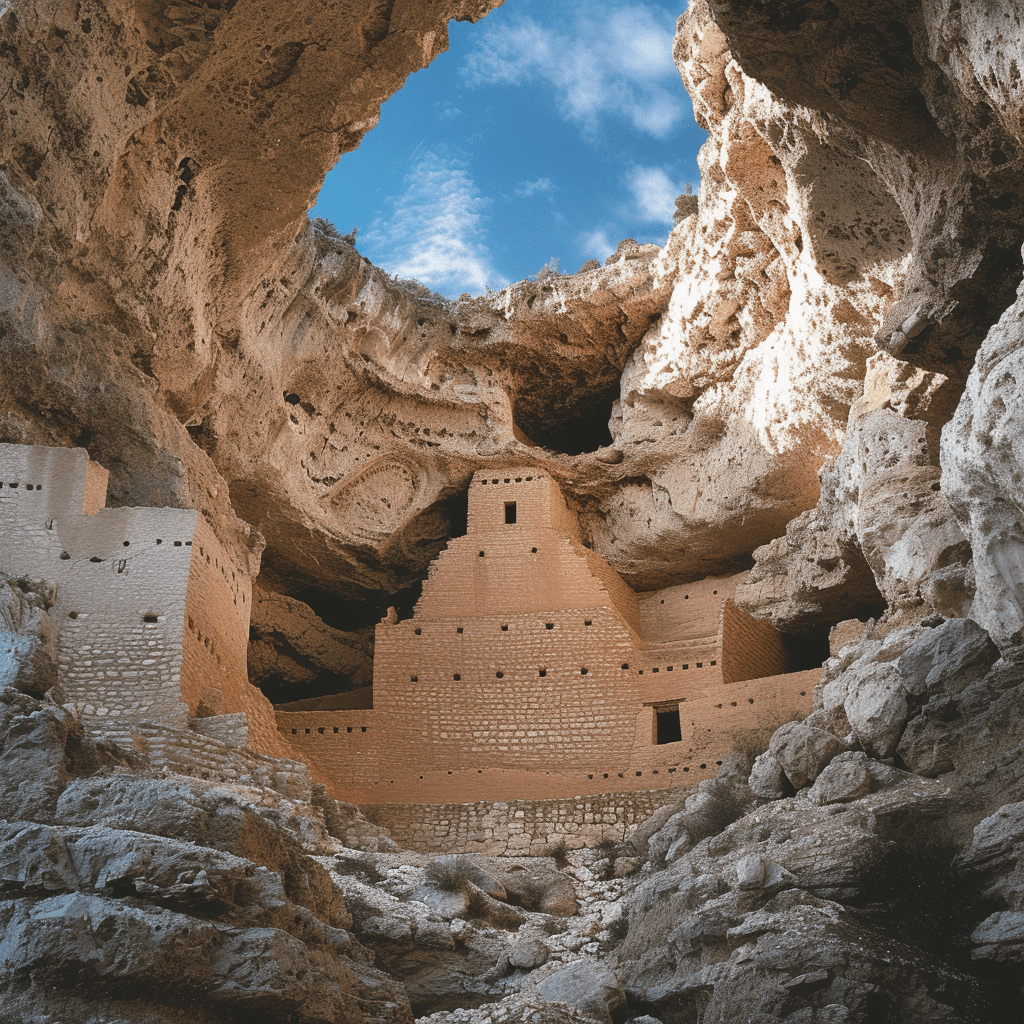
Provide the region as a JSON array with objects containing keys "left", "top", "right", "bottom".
[
  {"left": 656, "top": 706, "right": 682, "bottom": 745},
  {"left": 504, "top": 501, "right": 517, "bottom": 524}
]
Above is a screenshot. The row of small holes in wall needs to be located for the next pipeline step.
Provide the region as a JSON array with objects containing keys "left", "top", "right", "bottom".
[
  {"left": 711, "top": 690, "right": 807, "bottom": 708},
  {"left": 637, "top": 661, "right": 717, "bottom": 674},
  {"left": 412, "top": 667, "right": 592, "bottom": 681},
  {"left": 1, "top": 482, "right": 42, "bottom": 490},
  {"left": 659, "top": 589, "right": 718, "bottom": 603},
  {"left": 187, "top": 616, "right": 219, "bottom": 658},
  {"left": 413, "top": 619, "right": 587, "bottom": 636},
  {"left": 198, "top": 544, "right": 239, "bottom": 587},
  {"left": 480, "top": 476, "right": 535, "bottom": 484},
  {"left": 586, "top": 761, "right": 724, "bottom": 779},
  {"left": 353, "top": 762, "right": 727, "bottom": 784},
  {"left": 291, "top": 726, "right": 368, "bottom": 735},
  {"left": 60, "top": 540, "right": 193, "bottom": 560}
]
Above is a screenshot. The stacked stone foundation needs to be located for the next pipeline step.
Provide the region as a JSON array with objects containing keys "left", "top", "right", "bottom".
[{"left": 362, "top": 788, "right": 688, "bottom": 855}]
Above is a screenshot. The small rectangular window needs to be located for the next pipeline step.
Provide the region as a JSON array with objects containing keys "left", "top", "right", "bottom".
[
  {"left": 656, "top": 707, "right": 682, "bottom": 745},
  {"left": 504, "top": 501, "right": 517, "bottom": 524}
]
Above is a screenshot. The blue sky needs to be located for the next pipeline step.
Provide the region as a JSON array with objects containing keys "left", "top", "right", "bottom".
[{"left": 312, "top": 0, "right": 706, "bottom": 298}]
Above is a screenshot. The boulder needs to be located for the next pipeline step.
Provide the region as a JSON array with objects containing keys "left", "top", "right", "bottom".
[
  {"left": 897, "top": 712, "right": 960, "bottom": 778},
  {"left": 508, "top": 933, "right": 550, "bottom": 970},
  {"left": 841, "top": 661, "right": 909, "bottom": 758},
  {"left": 748, "top": 750, "right": 790, "bottom": 799},
  {"left": 534, "top": 961, "right": 626, "bottom": 1024},
  {"left": 769, "top": 721, "right": 847, "bottom": 789},
  {"left": 970, "top": 912, "right": 1024, "bottom": 963},
  {"left": 0, "top": 685, "right": 70, "bottom": 821},
  {"left": 410, "top": 885, "right": 469, "bottom": 921},
  {"left": 806, "top": 752, "right": 875, "bottom": 805},
  {"left": 897, "top": 618, "right": 999, "bottom": 696}
]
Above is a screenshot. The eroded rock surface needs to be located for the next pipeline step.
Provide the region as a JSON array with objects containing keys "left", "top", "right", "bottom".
[{"left": 3, "top": 0, "right": 1019, "bottom": 627}]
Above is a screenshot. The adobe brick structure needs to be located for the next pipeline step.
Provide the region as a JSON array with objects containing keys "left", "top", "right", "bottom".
[
  {"left": 277, "top": 468, "right": 818, "bottom": 803},
  {"left": 0, "top": 443, "right": 291, "bottom": 758}
]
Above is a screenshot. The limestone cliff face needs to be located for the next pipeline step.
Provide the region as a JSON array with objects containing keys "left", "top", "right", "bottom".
[{"left": 3, "top": 0, "right": 1020, "bottom": 655}]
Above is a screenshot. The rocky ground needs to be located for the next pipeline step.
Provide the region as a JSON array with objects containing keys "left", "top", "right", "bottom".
[{"left": 5, "top": 568, "right": 1024, "bottom": 1022}]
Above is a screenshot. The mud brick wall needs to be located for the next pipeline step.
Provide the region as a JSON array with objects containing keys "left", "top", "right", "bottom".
[
  {"left": 276, "top": 667, "right": 819, "bottom": 803},
  {"left": 362, "top": 788, "right": 690, "bottom": 855},
  {"left": 419, "top": 473, "right": 639, "bottom": 632},
  {"left": 375, "top": 606, "right": 637, "bottom": 772},
  {"left": 277, "top": 466, "right": 822, "bottom": 804},
  {"left": 279, "top": 709, "right": 383, "bottom": 795},
  {"left": 637, "top": 573, "right": 742, "bottom": 644},
  {"left": 720, "top": 599, "right": 789, "bottom": 683}
]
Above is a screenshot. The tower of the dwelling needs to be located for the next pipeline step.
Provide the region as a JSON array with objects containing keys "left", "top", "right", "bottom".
[
  {"left": 370, "top": 469, "right": 642, "bottom": 785},
  {"left": 0, "top": 443, "right": 288, "bottom": 757}
]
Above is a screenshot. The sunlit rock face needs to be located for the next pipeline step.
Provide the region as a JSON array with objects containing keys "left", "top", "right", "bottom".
[
  {"left": 705, "top": 0, "right": 1024, "bottom": 643},
  {"left": 706, "top": 0, "right": 1024, "bottom": 384},
  {"left": 943, "top": 267, "right": 1024, "bottom": 653},
  {"left": 0, "top": 0, "right": 506, "bottom": 599},
  {"left": 595, "top": 1, "right": 904, "bottom": 587}
]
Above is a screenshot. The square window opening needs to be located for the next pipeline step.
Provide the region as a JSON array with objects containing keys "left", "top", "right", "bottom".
[{"left": 656, "top": 707, "right": 683, "bottom": 745}]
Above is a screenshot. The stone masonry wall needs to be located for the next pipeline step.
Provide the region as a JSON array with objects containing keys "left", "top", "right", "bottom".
[
  {"left": 361, "top": 787, "right": 690, "bottom": 855},
  {"left": 86, "top": 716, "right": 314, "bottom": 801},
  {"left": 0, "top": 447, "right": 200, "bottom": 726},
  {"left": 0, "top": 444, "right": 289, "bottom": 758}
]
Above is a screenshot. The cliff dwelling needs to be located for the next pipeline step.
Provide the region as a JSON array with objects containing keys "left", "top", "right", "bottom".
[
  {"left": 276, "top": 469, "right": 819, "bottom": 802},
  {"left": 0, "top": 442, "right": 290, "bottom": 759},
  {"left": 1, "top": 442, "right": 817, "bottom": 805}
]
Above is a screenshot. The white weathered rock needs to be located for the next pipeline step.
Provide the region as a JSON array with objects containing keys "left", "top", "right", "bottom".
[
  {"left": 508, "top": 933, "right": 549, "bottom": 970},
  {"left": 943, "top": 267, "right": 1024, "bottom": 653},
  {"left": 841, "top": 661, "right": 908, "bottom": 759},
  {"left": 748, "top": 749, "right": 790, "bottom": 799},
  {"left": 896, "top": 618, "right": 999, "bottom": 696},
  {"left": 769, "top": 721, "right": 847, "bottom": 789},
  {"left": 0, "top": 685, "right": 69, "bottom": 821},
  {"left": 532, "top": 961, "right": 626, "bottom": 1024},
  {"left": 806, "top": 752, "right": 874, "bottom": 805}
]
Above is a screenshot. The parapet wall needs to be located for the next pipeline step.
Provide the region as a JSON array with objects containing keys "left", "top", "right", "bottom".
[
  {"left": 85, "top": 716, "right": 314, "bottom": 801},
  {"left": 638, "top": 573, "right": 743, "bottom": 645},
  {"left": 278, "top": 667, "right": 819, "bottom": 803},
  {"left": 362, "top": 787, "right": 688, "bottom": 855}
]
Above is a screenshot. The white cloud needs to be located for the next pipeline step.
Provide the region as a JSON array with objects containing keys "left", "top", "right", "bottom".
[
  {"left": 463, "top": 3, "right": 684, "bottom": 139},
  {"left": 625, "top": 164, "right": 687, "bottom": 223},
  {"left": 364, "top": 151, "right": 507, "bottom": 298},
  {"left": 515, "top": 177, "right": 553, "bottom": 198},
  {"left": 579, "top": 229, "right": 614, "bottom": 261}
]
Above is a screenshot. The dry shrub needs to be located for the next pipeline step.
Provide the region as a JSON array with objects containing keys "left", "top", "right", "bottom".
[
  {"left": 685, "top": 782, "right": 748, "bottom": 845},
  {"left": 728, "top": 693, "right": 806, "bottom": 761},
  {"left": 424, "top": 854, "right": 484, "bottom": 892}
]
